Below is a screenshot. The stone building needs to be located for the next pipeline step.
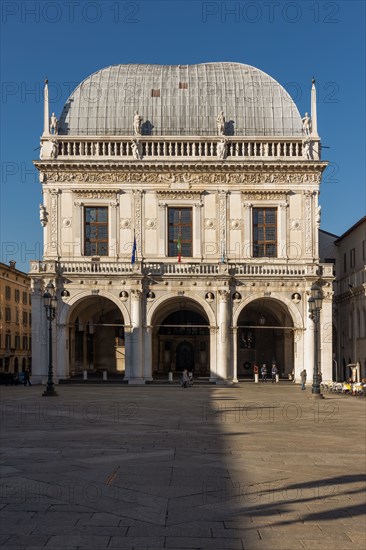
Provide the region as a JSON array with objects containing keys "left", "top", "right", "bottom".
[
  {"left": 0, "top": 261, "right": 32, "bottom": 375},
  {"left": 30, "top": 62, "right": 334, "bottom": 384},
  {"left": 320, "top": 217, "right": 366, "bottom": 381}
]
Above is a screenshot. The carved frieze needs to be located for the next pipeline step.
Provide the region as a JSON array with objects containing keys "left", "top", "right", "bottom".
[
  {"left": 73, "top": 190, "right": 117, "bottom": 199},
  {"left": 242, "top": 192, "right": 288, "bottom": 201},
  {"left": 42, "top": 171, "right": 322, "bottom": 185},
  {"left": 157, "top": 191, "right": 201, "bottom": 200},
  {"left": 304, "top": 194, "right": 313, "bottom": 255}
]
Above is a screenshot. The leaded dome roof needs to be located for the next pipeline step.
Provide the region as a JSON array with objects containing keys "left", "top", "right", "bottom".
[{"left": 59, "top": 62, "right": 302, "bottom": 137}]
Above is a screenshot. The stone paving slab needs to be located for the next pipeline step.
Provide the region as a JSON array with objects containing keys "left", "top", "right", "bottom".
[{"left": 0, "top": 384, "right": 365, "bottom": 549}]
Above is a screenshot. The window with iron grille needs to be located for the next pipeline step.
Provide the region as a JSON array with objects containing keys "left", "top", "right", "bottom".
[
  {"left": 5, "top": 334, "right": 11, "bottom": 349},
  {"left": 84, "top": 207, "right": 108, "bottom": 256},
  {"left": 5, "top": 308, "right": 11, "bottom": 322},
  {"left": 253, "top": 208, "right": 277, "bottom": 258},
  {"left": 168, "top": 208, "right": 192, "bottom": 258},
  {"left": 5, "top": 286, "right": 11, "bottom": 300},
  {"left": 15, "top": 289, "right": 20, "bottom": 303}
]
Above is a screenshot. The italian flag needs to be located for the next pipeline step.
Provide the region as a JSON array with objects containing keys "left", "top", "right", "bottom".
[{"left": 177, "top": 233, "right": 182, "bottom": 263}]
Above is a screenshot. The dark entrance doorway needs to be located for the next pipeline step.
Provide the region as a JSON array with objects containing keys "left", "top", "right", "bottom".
[
  {"left": 237, "top": 299, "right": 294, "bottom": 379},
  {"left": 176, "top": 341, "right": 194, "bottom": 371},
  {"left": 155, "top": 307, "right": 209, "bottom": 375}
]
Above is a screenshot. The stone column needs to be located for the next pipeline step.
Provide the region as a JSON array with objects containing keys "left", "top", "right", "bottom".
[
  {"left": 303, "top": 191, "right": 314, "bottom": 259},
  {"left": 109, "top": 200, "right": 119, "bottom": 258},
  {"left": 45, "top": 189, "right": 59, "bottom": 259},
  {"left": 209, "top": 325, "right": 218, "bottom": 382},
  {"left": 30, "top": 278, "right": 48, "bottom": 384},
  {"left": 243, "top": 202, "right": 252, "bottom": 258},
  {"left": 193, "top": 199, "right": 203, "bottom": 258},
  {"left": 232, "top": 327, "right": 238, "bottom": 383},
  {"left": 304, "top": 308, "right": 315, "bottom": 385},
  {"left": 216, "top": 290, "right": 229, "bottom": 382},
  {"left": 158, "top": 202, "right": 167, "bottom": 256},
  {"left": 278, "top": 202, "right": 288, "bottom": 258},
  {"left": 143, "top": 325, "right": 153, "bottom": 381},
  {"left": 133, "top": 190, "right": 143, "bottom": 259},
  {"left": 128, "top": 289, "right": 144, "bottom": 384},
  {"left": 219, "top": 191, "right": 227, "bottom": 262}
]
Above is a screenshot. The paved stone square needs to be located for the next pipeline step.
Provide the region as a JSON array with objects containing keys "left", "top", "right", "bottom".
[{"left": 0, "top": 383, "right": 365, "bottom": 549}]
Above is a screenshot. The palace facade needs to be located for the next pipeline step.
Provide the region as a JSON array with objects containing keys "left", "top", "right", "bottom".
[{"left": 30, "top": 62, "right": 333, "bottom": 384}]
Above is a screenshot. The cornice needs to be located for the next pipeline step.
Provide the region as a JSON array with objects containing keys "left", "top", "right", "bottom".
[{"left": 33, "top": 160, "right": 328, "bottom": 173}]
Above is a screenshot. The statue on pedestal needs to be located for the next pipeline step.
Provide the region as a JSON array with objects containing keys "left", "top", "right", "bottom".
[
  {"left": 217, "top": 139, "right": 228, "bottom": 160},
  {"left": 50, "top": 113, "right": 58, "bottom": 135},
  {"left": 39, "top": 204, "right": 48, "bottom": 227},
  {"left": 301, "top": 112, "right": 311, "bottom": 136},
  {"left": 131, "top": 139, "right": 142, "bottom": 160},
  {"left": 302, "top": 138, "right": 313, "bottom": 160},
  {"left": 216, "top": 111, "right": 225, "bottom": 135},
  {"left": 133, "top": 111, "right": 142, "bottom": 136}
]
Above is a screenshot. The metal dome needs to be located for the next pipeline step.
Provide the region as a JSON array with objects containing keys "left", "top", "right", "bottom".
[{"left": 58, "top": 62, "right": 302, "bottom": 137}]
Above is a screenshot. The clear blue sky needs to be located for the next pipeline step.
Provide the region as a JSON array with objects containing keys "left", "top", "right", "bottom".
[{"left": 1, "top": 0, "right": 365, "bottom": 272}]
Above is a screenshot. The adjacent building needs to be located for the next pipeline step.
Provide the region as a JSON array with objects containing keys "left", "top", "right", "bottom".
[
  {"left": 0, "top": 261, "right": 32, "bottom": 374},
  {"left": 30, "top": 62, "right": 334, "bottom": 384},
  {"left": 320, "top": 217, "right": 366, "bottom": 381}
]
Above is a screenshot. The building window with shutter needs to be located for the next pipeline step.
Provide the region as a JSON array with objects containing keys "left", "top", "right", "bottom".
[
  {"left": 253, "top": 208, "right": 277, "bottom": 257},
  {"left": 84, "top": 207, "right": 109, "bottom": 256},
  {"left": 168, "top": 208, "right": 192, "bottom": 258}
]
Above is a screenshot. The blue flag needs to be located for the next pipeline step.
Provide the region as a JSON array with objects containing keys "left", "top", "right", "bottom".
[{"left": 131, "top": 234, "right": 137, "bottom": 264}]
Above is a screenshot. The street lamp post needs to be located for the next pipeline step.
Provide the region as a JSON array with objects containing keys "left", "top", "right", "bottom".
[
  {"left": 42, "top": 282, "right": 58, "bottom": 397},
  {"left": 308, "top": 283, "right": 322, "bottom": 396}
]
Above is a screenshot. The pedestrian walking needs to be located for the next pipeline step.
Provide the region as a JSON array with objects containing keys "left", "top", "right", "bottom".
[
  {"left": 300, "top": 369, "right": 307, "bottom": 390},
  {"left": 271, "top": 363, "right": 278, "bottom": 383},
  {"left": 23, "top": 370, "right": 32, "bottom": 386},
  {"left": 261, "top": 364, "right": 267, "bottom": 383},
  {"left": 181, "top": 369, "right": 189, "bottom": 388}
]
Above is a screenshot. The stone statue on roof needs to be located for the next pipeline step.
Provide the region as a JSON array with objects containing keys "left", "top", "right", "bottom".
[
  {"left": 217, "top": 139, "right": 228, "bottom": 160},
  {"left": 39, "top": 204, "right": 48, "bottom": 227},
  {"left": 216, "top": 111, "right": 225, "bottom": 135},
  {"left": 131, "top": 139, "right": 142, "bottom": 160},
  {"left": 302, "top": 138, "right": 313, "bottom": 160},
  {"left": 133, "top": 111, "right": 142, "bottom": 136},
  {"left": 301, "top": 112, "right": 311, "bottom": 136},
  {"left": 50, "top": 113, "right": 58, "bottom": 135}
]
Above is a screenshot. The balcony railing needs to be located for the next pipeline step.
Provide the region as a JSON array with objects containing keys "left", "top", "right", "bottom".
[
  {"left": 30, "top": 260, "right": 333, "bottom": 278},
  {"left": 41, "top": 136, "right": 315, "bottom": 161}
]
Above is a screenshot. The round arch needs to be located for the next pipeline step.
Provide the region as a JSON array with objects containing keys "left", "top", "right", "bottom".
[
  {"left": 147, "top": 291, "right": 216, "bottom": 327},
  {"left": 233, "top": 293, "right": 304, "bottom": 379},
  {"left": 147, "top": 292, "right": 215, "bottom": 377},
  {"left": 59, "top": 290, "right": 131, "bottom": 327},
  {"left": 58, "top": 291, "right": 129, "bottom": 377},
  {"left": 233, "top": 292, "right": 304, "bottom": 328}
]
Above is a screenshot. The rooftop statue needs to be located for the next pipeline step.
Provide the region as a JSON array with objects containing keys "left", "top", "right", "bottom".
[
  {"left": 39, "top": 204, "right": 48, "bottom": 227},
  {"left": 217, "top": 139, "right": 228, "bottom": 160},
  {"left": 50, "top": 112, "right": 58, "bottom": 135},
  {"left": 302, "top": 138, "right": 313, "bottom": 160},
  {"left": 133, "top": 111, "right": 142, "bottom": 136},
  {"left": 216, "top": 111, "right": 225, "bottom": 136},
  {"left": 301, "top": 112, "right": 311, "bottom": 136},
  {"left": 40, "top": 139, "right": 58, "bottom": 160},
  {"left": 131, "top": 139, "right": 142, "bottom": 160}
]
